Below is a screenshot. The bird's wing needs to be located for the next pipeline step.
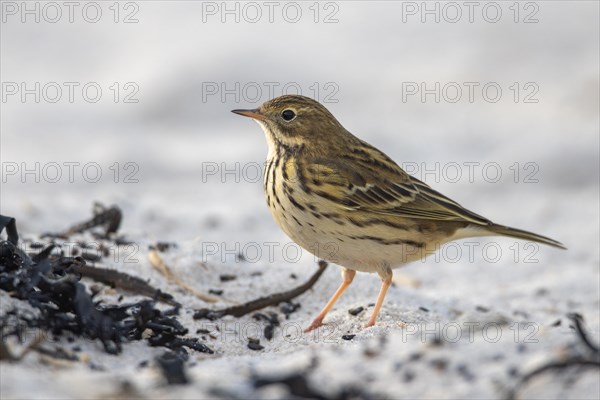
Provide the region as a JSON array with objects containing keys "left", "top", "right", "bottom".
[{"left": 303, "top": 156, "right": 491, "bottom": 226}]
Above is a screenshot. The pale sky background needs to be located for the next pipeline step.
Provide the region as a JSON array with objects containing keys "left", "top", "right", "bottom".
[{"left": 1, "top": 1, "right": 598, "bottom": 254}]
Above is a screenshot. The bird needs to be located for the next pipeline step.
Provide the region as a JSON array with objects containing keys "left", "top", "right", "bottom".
[{"left": 231, "top": 95, "right": 565, "bottom": 332}]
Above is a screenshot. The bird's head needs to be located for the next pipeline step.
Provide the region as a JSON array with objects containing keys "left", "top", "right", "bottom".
[{"left": 232, "top": 95, "right": 347, "bottom": 153}]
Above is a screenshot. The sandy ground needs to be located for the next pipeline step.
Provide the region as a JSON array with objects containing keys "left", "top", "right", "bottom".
[
  {"left": 1, "top": 180, "right": 598, "bottom": 399},
  {"left": 1, "top": 1, "right": 599, "bottom": 399}
]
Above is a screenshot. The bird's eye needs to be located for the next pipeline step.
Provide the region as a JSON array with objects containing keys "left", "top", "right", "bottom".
[{"left": 281, "top": 109, "right": 296, "bottom": 121}]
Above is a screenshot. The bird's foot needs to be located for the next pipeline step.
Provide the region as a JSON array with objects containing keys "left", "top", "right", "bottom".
[
  {"left": 364, "top": 319, "right": 377, "bottom": 328},
  {"left": 304, "top": 317, "right": 324, "bottom": 333}
]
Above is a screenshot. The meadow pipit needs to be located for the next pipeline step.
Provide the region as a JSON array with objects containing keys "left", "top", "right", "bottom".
[{"left": 232, "top": 95, "right": 565, "bottom": 332}]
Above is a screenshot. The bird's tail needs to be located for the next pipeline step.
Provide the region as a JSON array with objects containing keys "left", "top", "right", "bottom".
[{"left": 486, "top": 224, "right": 566, "bottom": 249}]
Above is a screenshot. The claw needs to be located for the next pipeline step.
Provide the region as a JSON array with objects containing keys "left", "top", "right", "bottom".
[{"left": 304, "top": 318, "right": 324, "bottom": 333}]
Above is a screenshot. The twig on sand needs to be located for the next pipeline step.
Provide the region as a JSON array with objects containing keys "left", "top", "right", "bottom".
[
  {"left": 71, "top": 261, "right": 178, "bottom": 306},
  {"left": 506, "top": 313, "right": 600, "bottom": 400},
  {"left": 193, "top": 260, "right": 329, "bottom": 320},
  {"left": 42, "top": 203, "right": 122, "bottom": 239}
]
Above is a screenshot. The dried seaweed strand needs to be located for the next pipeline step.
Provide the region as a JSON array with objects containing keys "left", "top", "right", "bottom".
[
  {"left": 1, "top": 212, "right": 213, "bottom": 356},
  {"left": 72, "top": 263, "right": 178, "bottom": 306},
  {"left": 506, "top": 313, "right": 600, "bottom": 400},
  {"left": 40, "top": 203, "right": 122, "bottom": 239},
  {"left": 567, "top": 312, "right": 600, "bottom": 353},
  {"left": 194, "top": 261, "right": 328, "bottom": 320},
  {"left": 66, "top": 203, "right": 122, "bottom": 237}
]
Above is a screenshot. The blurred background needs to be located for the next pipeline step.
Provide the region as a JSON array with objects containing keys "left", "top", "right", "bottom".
[
  {"left": 1, "top": 3, "right": 599, "bottom": 398},
  {"left": 1, "top": 1, "right": 598, "bottom": 265}
]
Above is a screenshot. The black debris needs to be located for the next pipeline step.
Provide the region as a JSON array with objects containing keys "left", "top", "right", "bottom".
[
  {"left": 253, "top": 367, "right": 376, "bottom": 400},
  {"left": 209, "top": 289, "right": 223, "bottom": 295},
  {"left": 264, "top": 325, "right": 275, "bottom": 341},
  {"left": 150, "top": 335, "right": 214, "bottom": 356},
  {"left": 247, "top": 338, "right": 264, "bottom": 351},
  {"left": 253, "top": 361, "right": 382, "bottom": 399},
  {"left": 253, "top": 312, "right": 280, "bottom": 341},
  {"left": 156, "top": 351, "right": 189, "bottom": 385},
  {"left": 0, "top": 215, "right": 18, "bottom": 244},
  {"left": 89, "top": 363, "right": 105, "bottom": 371},
  {"left": 341, "top": 334, "right": 355, "bottom": 341},
  {"left": 73, "top": 283, "right": 122, "bottom": 354},
  {"left": 457, "top": 364, "right": 476, "bottom": 381},
  {"left": 403, "top": 370, "right": 416, "bottom": 383},
  {"left": 254, "top": 373, "right": 327, "bottom": 399},
  {"left": 192, "top": 309, "right": 225, "bottom": 321},
  {"left": 219, "top": 274, "right": 237, "bottom": 282},
  {"left": 280, "top": 302, "right": 301, "bottom": 318},
  {"left": 52, "top": 203, "right": 122, "bottom": 239},
  {"left": 150, "top": 242, "right": 177, "bottom": 252},
  {"left": 419, "top": 306, "right": 430, "bottom": 312},
  {"left": 513, "top": 310, "right": 529, "bottom": 319},
  {"left": 252, "top": 312, "right": 279, "bottom": 325},
  {"left": 114, "top": 237, "right": 136, "bottom": 246},
  {"left": 475, "top": 305, "right": 490, "bottom": 313},
  {"left": 348, "top": 306, "right": 364, "bottom": 316},
  {"left": 81, "top": 250, "right": 102, "bottom": 262}
]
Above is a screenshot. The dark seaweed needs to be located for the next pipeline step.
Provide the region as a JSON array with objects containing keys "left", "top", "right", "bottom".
[{"left": 0, "top": 212, "right": 211, "bottom": 358}]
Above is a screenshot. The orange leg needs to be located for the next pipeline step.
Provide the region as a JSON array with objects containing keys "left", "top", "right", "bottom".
[
  {"left": 304, "top": 268, "right": 356, "bottom": 332},
  {"left": 366, "top": 269, "right": 393, "bottom": 327}
]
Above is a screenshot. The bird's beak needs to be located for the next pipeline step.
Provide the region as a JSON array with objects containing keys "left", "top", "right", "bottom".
[{"left": 231, "top": 108, "right": 267, "bottom": 121}]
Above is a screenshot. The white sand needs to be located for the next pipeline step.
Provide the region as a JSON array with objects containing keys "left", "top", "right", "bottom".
[{"left": 1, "top": 1, "right": 598, "bottom": 398}]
